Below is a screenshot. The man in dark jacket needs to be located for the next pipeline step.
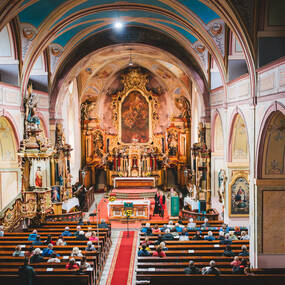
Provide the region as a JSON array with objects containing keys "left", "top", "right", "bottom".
[
  {"left": 162, "top": 229, "right": 174, "bottom": 241},
  {"left": 202, "top": 260, "right": 221, "bottom": 276},
  {"left": 185, "top": 260, "right": 200, "bottom": 274},
  {"left": 18, "top": 258, "right": 36, "bottom": 285}
]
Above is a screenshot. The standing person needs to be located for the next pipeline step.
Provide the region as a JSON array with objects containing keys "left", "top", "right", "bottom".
[{"left": 18, "top": 258, "right": 36, "bottom": 285}]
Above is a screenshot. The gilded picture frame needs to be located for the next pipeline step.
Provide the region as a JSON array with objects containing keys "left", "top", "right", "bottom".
[{"left": 229, "top": 173, "right": 249, "bottom": 217}]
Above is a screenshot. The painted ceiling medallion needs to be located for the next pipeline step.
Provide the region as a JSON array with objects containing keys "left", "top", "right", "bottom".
[
  {"left": 22, "top": 27, "right": 35, "bottom": 39},
  {"left": 196, "top": 44, "right": 206, "bottom": 53},
  {"left": 210, "top": 23, "right": 223, "bottom": 36}
]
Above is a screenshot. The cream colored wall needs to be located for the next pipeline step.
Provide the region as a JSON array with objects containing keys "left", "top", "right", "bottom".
[{"left": 210, "top": 59, "right": 285, "bottom": 268}]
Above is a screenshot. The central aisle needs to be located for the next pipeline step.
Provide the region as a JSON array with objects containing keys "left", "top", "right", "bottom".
[{"left": 106, "top": 231, "right": 138, "bottom": 285}]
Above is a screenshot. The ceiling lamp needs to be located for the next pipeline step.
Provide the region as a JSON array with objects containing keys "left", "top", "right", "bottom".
[
  {"left": 128, "top": 49, "right": 133, "bottom": 66},
  {"left": 114, "top": 21, "right": 123, "bottom": 30}
]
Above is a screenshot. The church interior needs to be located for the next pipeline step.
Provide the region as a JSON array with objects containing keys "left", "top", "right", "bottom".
[{"left": 0, "top": 0, "right": 285, "bottom": 284}]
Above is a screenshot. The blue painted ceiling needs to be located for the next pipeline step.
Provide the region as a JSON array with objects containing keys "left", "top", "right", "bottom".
[{"left": 18, "top": 0, "right": 219, "bottom": 48}]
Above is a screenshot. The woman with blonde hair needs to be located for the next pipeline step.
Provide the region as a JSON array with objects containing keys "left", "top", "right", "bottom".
[{"left": 71, "top": 247, "right": 83, "bottom": 257}]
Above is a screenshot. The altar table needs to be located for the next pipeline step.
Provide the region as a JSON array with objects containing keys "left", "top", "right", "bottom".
[
  {"left": 113, "top": 177, "right": 155, "bottom": 188},
  {"left": 107, "top": 199, "right": 150, "bottom": 220}
]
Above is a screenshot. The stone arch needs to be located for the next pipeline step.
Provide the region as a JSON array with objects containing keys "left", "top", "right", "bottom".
[{"left": 256, "top": 102, "right": 285, "bottom": 179}]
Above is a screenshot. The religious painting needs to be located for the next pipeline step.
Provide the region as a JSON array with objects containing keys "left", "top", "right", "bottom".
[
  {"left": 121, "top": 90, "right": 149, "bottom": 143},
  {"left": 262, "top": 111, "right": 285, "bottom": 178},
  {"left": 231, "top": 114, "right": 249, "bottom": 161},
  {"left": 229, "top": 174, "right": 249, "bottom": 217},
  {"left": 51, "top": 186, "right": 61, "bottom": 203}
]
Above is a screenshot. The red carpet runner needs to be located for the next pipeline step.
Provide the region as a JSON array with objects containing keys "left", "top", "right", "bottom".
[{"left": 106, "top": 231, "right": 138, "bottom": 285}]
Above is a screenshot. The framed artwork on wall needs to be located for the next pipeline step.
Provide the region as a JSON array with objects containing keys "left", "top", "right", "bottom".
[{"left": 229, "top": 173, "right": 249, "bottom": 217}]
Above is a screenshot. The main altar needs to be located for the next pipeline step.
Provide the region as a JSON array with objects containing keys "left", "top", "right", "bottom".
[{"left": 80, "top": 67, "right": 192, "bottom": 192}]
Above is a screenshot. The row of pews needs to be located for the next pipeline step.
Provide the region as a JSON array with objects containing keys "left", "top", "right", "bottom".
[
  {"left": 0, "top": 221, "right": 111, "bottom": 285},
  {"left": 136, "top": 220, "right": 285, "bottom": 285}
]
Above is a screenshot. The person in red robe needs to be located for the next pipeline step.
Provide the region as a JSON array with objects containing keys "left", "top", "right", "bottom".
[{"left": 35, "top": 166, "right": 42, "bottom": 187}]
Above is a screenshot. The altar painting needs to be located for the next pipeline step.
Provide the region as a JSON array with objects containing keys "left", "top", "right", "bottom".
[
  {"left": 229, "top": 174, "right": 249, "bottom": 217},
  {"left": 121, "top": 90, "right": 149, "bottom": 143}
]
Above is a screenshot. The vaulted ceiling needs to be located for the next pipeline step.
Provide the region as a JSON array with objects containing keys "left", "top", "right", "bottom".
[{"left": 0, "top": 0, "right": 256, "bottom": 117}]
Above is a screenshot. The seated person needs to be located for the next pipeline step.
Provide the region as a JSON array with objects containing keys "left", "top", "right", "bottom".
[
  {"left": 43, "top": 234, "right": 55, "bottom": 245},
  {"left": 89, "top": 231, "right": 98, "bottom": 242},
  {"left": 62, "top": 226, "right": 72, "bottom": 237},
  {"left": 0, "top": 225, "right": 4, "bottom": 237},
  {"left": 142, "top": 237, "right": 152, "bottom": 248},
  {"left": 141, "top": 223, "right": 152, "bottom": 235},
  {"left": 98, "top": 219, "right": 109, "bottom": 229},
  {"left": 239, "top": 245, "right": 249, "bottom": 256},
  {"left": 74, "top": 226, "right": 81, "bottom": 237},
  {"left": 159, "top": 224, "right": 168, "bottom": 232},
  {"left": 204, "top": 231, "right": 215, "bottom": 241},
  {"left": 71, "top": 247, "right": 83, "bottom": 257},
  {"left": 202, "top": 260, "right": 221, "bottom": 276},
  {"left": 78, "top": 256, "right": 91, "bottom": 270},
  {"left": 192, "top": 230, "right": 203, "bottom": 240},
  {"left": 220, "top": 233, "right": 232, "bottom": 245},
  {"left": 24, "top": 246, "right": 34, "bottom": 259},
  {"left": 77, "top": 230, "right": 88, "bottom": 241},
  {"left": 240, "top": 231, "right": 249, "bottom": 240},
  {"left": 201, "top": 218, "right": 210, "bottom": 228},
  {"left": 234, "top": 226, "right": 241, "bottom": 236},
  {"left": 178, "top": 216, "right": 184, "bottom": 225},
  {"left": 152, "top": 224, "right": 161, "bottom": 234},
  {"left": 174, "top": 223, "right": 183, "bottom": 233},
  {"left": 12, "top": 245, "right": 25, "bottom": 257},
  {"left": 223, "top": 245, "right": 235, "bottom": 257},
  {"left": 85, "top": 227, "right": 93, "bottom": 239},
  {"left": 218, "top": 231, "right": 225, "bottom": 241},
  {"left": 167, "top": 221, "right": 175, "bottom": 230},
  {"left": 66, "top": 258, "right": 79, "bottom": 270},
  {"left": 160, "top": 241, "right": 168, "bottom": 251},
  {"left": 152, "top": 245, "right": 166, "bottom": 258},
  {"left": 47, "top": 253, "right": 61, "bottom": 263},
  {"left": 219, "top": 223, "right": 230, "bottom": 233},
  {"left": 187, "top": 218, "right": 196, "bottom": 229},
  {"left": 138, "top": 244, "right": 151, "bottom": 256},
  {"left": 28, "top": 230, "right": 38, "bottom": 241},
  {"left": 85, "top": 241, "right": 96, "bottom": 252},
  {"left": 32, "top": 235, "right": 42, "bottom": 245},
  {"left": 30, "top": 248, "right": 44, "bottom": 263},
  {"left": 42, "top": 243, "right": 56, "bottom": 257},
  {"left": 185, "top": 260, "right": 200, "bottom": 274},
  {"left": 231, "top": 256, "right": 241, "bottom": 267},
  {"left": 56, "top": 237, "right": 67, "bottom": 246},
  {"left": 229, "top": 231, "right": 238, "bottom": 240},
  {"left": 180, "top": 228, "right": 189, "bottom": 241},
  {"left": 162, "top": 229, "right": 174, "bottom": 240}
]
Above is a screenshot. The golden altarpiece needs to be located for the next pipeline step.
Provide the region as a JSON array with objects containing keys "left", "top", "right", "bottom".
[
  {"left": 1, "top": 86, "right": 73, "bottom": 230},
  {"left": 81, "top": 68, "right": 192, "bottom": 190}
]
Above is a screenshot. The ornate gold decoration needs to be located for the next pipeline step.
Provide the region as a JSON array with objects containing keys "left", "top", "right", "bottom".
[{"left": 175, "top": 96, "right": 191, "bottom": 119}]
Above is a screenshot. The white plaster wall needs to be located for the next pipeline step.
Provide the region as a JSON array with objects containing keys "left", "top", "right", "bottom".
[{"left": 61, "top": 79, "right": 81, "bottom": 184}]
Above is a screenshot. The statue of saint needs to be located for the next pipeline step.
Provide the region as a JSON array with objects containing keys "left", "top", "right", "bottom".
[
  {"left": 218, "top": 169, "right": 227, "bottom": 203},
  {"left": 35, "top": 166, "right": 43, "bottom": 188}
]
